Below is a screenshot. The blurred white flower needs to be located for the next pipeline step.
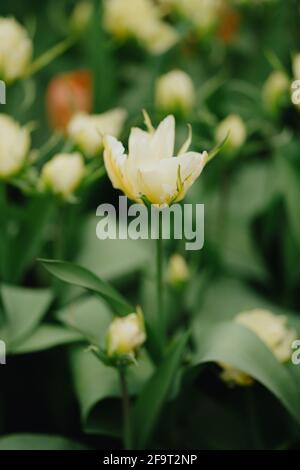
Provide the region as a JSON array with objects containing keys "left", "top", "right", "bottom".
[
  {"left": 103, "top": 0, "right": 178, "bottom": 54},
  {"left": 168, "top": 0, "right": 223, "bottom": 35},
  {"left": 262, "top": 70, "right": 289, "bottom": 113},
  {"left": 0, "top": 114, "right": 30, "bottom": 179},
  {"left": 106, "top": 311, "right": 146, "bottom": 358},
  {"left": 68, "top": 108, "right": 127, "bottom": 157},
  {"left": 0, "top": 17, "right": 32, "bottom": 83},
  {"left": 155, "top": 69, "right": 195, "bottom": 114},
  {"left": 292, "top": 53, "right": 300, "bottom": 80},
  {"left": 215, "top": 114, "right": 246, "bottom": 152},
  {"left": 104, "top": 113, "right": 208, "bottom": 207},
  {"left": 220, "top": 309, "right": 297, "bottom": 386},
  {"left": 167, "top": 254, "right": 190, "bottom": 286},
  {"left": 41, "top": 153, "right": 85, "bottom": 197}
]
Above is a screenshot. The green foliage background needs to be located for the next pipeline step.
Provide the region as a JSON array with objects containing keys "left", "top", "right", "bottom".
[{"left": 0, "top": 0, "right": 300, "bottom": 450}]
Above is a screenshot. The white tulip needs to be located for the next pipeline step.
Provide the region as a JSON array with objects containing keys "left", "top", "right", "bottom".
[
  {"left": 0, "top": 114, "right": 30, "bottom": 179},
  {"left": 41, "top": 153, "right": 85, "bottom": 197},
  {"left": 68, "top": 108, "right": 127, "bottom": 157},
  {"left": 220, "top": 309, "right": 297, "bottom": 386},
  {"left": 156, "top": 70, "right": 195, "bottom": 114},
  {"left": 106, "top": 311, "right": 146, "bottom": 357},
  {"left": 167, "top": 254, "right": 190, "bottom": 286},
  {"left": 0, "top": 17, "right": 32, "bottom": 83},
  {"left": 215, "top": 114, "right": 246, "bottom": 152},
  {"left": 104, "top": 114, "right": 208, "bottom": 207},
  {"left": 262, "top": 70, "right": 289, "bottom": 112},
  {"left": 292, "top": 53, "right": 300, "bottom": 80},
  {"left": 103, "top": 0, "right": 177, "bottom": 54}
]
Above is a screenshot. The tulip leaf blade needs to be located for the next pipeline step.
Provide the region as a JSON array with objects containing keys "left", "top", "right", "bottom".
[
  {"left": 132, "top": 332, "right": 189, "bottom": 449},
  {"left": 39, "top": 259, "right": 133, "bottom": 316},
  {"left": 206, "top": 132, "right": 229, "bottom": 164},
  {"left": 192, "top": 321, "right": 300, "bottom": 425}
]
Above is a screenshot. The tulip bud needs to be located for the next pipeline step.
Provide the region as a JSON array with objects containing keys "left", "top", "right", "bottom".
[
  {"left": 46, "top": 70, "right": 92, "bottom": 133},
  {"left": 292, "top": 54, "right": 300, "bottom": 80},
  {"left": 219, "top": 309, "right": 297, "bottom": 386},
  {"left": 0, "top": 114, "right": 30, "bottom": 179},
  {"left": 106, "top": 311, "right": 146, "bottom": 359},
  {"left": 67, "top": 108, "right": 127, "bottom": 157},
  {"left": 215, "top": 114, "right": 246, "bottom": 155},
  {"left": 155, "top": 70, "right": 195, "bottom": 114},
  {"left": 70, "top": 1, "right": 92, "bottom": 34},
  {"left": 167, "top": 254, "right": 190, "bottom": 287},
  {"left": 41, "top": 153, "right": 85, "bottom": 198},
  {"left": 0, "top": 17, "right": 32, "bottom": 83},
  {"left": 262, "top": 70, "right": 289, "bottom": 114}
]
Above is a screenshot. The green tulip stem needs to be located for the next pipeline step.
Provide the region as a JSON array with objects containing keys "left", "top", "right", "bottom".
[
  {"left": 119, "top": 367, "right": 132, "bottom": 450},
  {"left": 156, "top": 212, "right": 164, "bottom": 342}
]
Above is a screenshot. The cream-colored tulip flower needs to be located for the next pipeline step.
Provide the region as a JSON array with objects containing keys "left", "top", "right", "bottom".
[
  {"left": 106, "top": 311, "right": 146, "bottom": 358},
  {"left": 167, "top": 254, "right": 190, "bottom": 286},
  {"left": 262, "top": 70, "right": 289, "bottom": 112},
  {"left": 104, "top": 114, "right": 208, "bottom": 207},
  {"left": 220, "top": 309, "right": 297, "bottom": 386},
  {"left": 292, "top": 53, "right": 300, "bottom": 80},
  {"left": 0, "top": 17, "right": 32, "bottom": 83},
  {"left": 167, "top": 0, "right": 223, "bottom": 35},
  {"left": 103, "top": 0, "right": 177, "bottom": 54},
  {"left": 0, "top": 114, "right": 30, "bottom": 179},
  {"left": 67, "top": 108, "right": 127, "bottom": 157},
  {"left": 215, "top": 114, "right": 246, "bottom": 152},
  {"left": 156, "top": 70, "right": 195, "bottom": 114},
  {"left": 41, "top": 153, "right": 85, "bottom": 197}
]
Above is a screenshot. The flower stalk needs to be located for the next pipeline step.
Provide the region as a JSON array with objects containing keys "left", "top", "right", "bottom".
[
  {"left": 156, "top": 211, "right": 164, "bottom": 343},
  {"left": 118, "top": 367, "right": 132, "bottom": 450}
]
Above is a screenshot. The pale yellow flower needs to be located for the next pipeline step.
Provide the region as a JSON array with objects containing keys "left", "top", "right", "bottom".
[
  {"left": 0, "top": 114, "right": 30, "bottom": 179},
  {"left": 155, "top": 69, "right": 195, "bottom": 114},
  {"left": 167, "top": 254, "right": 190, "bottom": 286},
  {"left": 215, "top": 114, "right": 246, "bottom": 152},
  {"left": 67, "top": 108, "right": 127, "bottom": 157},
  {"left": 41, "top": 153, "right": 85, "bottom": 197},
  {"left": 262, "top": 70, "right": 289, "bottom": 112},
  {"left": 292, "top": 53, "right": 300, "bottom": 80},
  {"left": 104, "top": 114, "right": 208, "bottom": 207},
  {"left": 168, "top": 0, "right": 223, "bottom": 35},
  {"left": 106, "top": 311, "right": 146, "bottom": 357},
  {"left": 0, "top": 17, "right": 32, "bottom": 83},
  {"left": 103, "top": 0, "right": 178, "bottom": 54},
  {"left": 220, "top": 309, "right": 297, "bottom": 386}
]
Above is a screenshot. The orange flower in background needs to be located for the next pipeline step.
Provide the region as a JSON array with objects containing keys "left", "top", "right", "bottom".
[
  {"left": 46, "top": 70, "right": 92, "bottom": 133},
  {"left": 217, "top": 6, "right": 240, "bottom": 44}
]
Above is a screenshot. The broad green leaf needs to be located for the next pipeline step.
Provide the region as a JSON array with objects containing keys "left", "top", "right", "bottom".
[
  {"left": 0, "top": 285, "right": 52, "bottom": 348},
  {"left": 76, "top": 216, "right": 151, "bottom": 281},
  {"left": 10, "top": 325, "right": 81, "bottom": 354},
  {"left": 133, "top": 333, "right": 189, "bottom": 449},
  {"left": 192, "top": 321, "right": 300, "bottom": 426},
  {"left": 0, "top": 434, "right": 88, "bottom": 450},
  {"left": 9, "top": 197, "right": 55, "bottom": 283},
  {"left": 40, "top": 259, "right": 133, "bottom": 316},
  {"left": 56, "top": 296, "right": 112, "bottom": 345},
  {"left": 69, "top": 345, "right": 153, "bottom": 437}
]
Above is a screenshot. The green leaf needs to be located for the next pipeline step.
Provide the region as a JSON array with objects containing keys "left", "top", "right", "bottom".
[
  {"left": 0, "top": 434, "right": 88, "bottom": 450},
  {"left": 9, "top": 325, "right": 81, "bottom": 354},
  {"left": 69, "top": 345, "right": 153, "bottom": 437},
  {"left": 132, "top": 333, "right": 189, "bottom": 449},
  {"left": 76, "top": 215, "right": 151, "bottom": 281},
  {"left": 56, "top": 296, "right": 112, "bottom": 345},
  {"left": 40, "top": 259, "right": 133, "bottom": 316},
  {"left": 0, "top": 285, "right": 53, "bottom": 348},
  {"left": 192, "top": 321, "right": 300, "bottom": 426}
]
